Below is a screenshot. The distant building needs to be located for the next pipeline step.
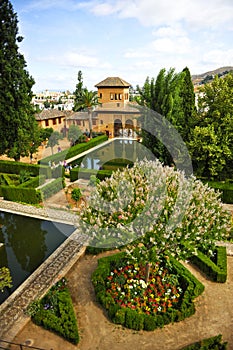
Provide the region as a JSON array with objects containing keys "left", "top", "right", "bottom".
[{"left": 35, "top": 77, "right": 141, "bottom": 138}]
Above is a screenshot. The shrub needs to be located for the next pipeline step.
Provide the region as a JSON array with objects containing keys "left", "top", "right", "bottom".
[
  {"left": 207, "top": 181, "right": 233, "bottom": 204},
  {"left": 91, "top": 252, "right": 204, "bottom": 331},
  {"left": 190, "top": 246, "right": 227, "bottom": 283},
  {"left": 0, "top": 160, "right": 51, "bottom": 178},
  {"left": 40, "top": 177, "right": 64, "bottom": 200},
  {"left": 181, "top": 334, "right": 228, "bottom": 349},
  {"left": 89, "top": 175, "right": 100, "bottom": 187},
  {"left": 71, "top": 188, "right": 82, "bottom": 203},
  {"left": 29, "top": 278, "right": 79, "bottom": 344},
  {"left": 0, "top": 185, "right": 41, "bottom": 204},
  {"left": 70, "top": 168, "right": 112, "bottom": 182},
  {"left": 18, "top": 175, "right": 46, "bottom": 188}
]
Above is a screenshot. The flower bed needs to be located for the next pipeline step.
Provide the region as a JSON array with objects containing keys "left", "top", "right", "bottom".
[
  {"left": 92, "top": 252, "right": 204, "bottom": 331},
  {"left": 105, "top": 261, "right": 182, "bottom": 315}
]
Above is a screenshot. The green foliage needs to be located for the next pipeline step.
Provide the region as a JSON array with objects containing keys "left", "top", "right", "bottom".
[
  {"left": 74, "top": 88, "right": 100, "bottom": 138},
  {"left": 39, "top": 127, "right": 53, "bottom": 142},
  {"left": 79, "top": 159, "right": 231, "bottom": 257},
  {"left": 0, "top": 173, "right": 19, "bottom": 186},
  {"left": 18, "top": 175, "right": 46, "bottom": 188},
  {"left": 189, "top": 73, "right": 233, "bottom": 180},
  {"left": 136, "top": 67, "right": 196, "bottom": 165},
  {"left": 39, "top": 134, "right": 108, "bottom": 166},
  {"left": 40, "top": 177, "right": 64, "bottom": 200},
  {"left": 71, "top": 187, "right": 82, "bottom": 203},
  {"left": 0, "top": 267, "right": 13, "bottom": 292},
  {"left": 0, "top": 160, "right": 51, "bottom": 178},
  {"left": 102, "top": 158, "right": 134, "bottom": 171},
  {"left": 181, "top": 334, "right": 228, "bottom": 349},
  {"left": 207, "top": 181, "right": 233, "bottom": 204},
  {"left": 73, "top": 70, "right": 85, "bottom": 112},
  {"left": 92, "top": 253, "right": 204, "bottom": 331},
  {"left": 190, "top": 246, "right": 227, "bottom": 283},
  {"left": 70, "top": 167, "right": 112, "bottom": 182},
  {"left": 46, "top": 131, "right": 63, "bottom": 155},
  {"left": 89, "top": 175, "right": 100, "bottom": 187},
  {"left": 67, "top": 124, "right": 82, "bottom": 145},
  {"left": 0, "top": 185, "right": 41, "bottom": 204},
  {"left": 27, "top": 278, "right": 79, "bottom": 344},
  {"left": 0, "top": 0, "right": 40, "bottom": 161},
  {"left": 19, "top": 170, "right": 31, "bottom": 184}
]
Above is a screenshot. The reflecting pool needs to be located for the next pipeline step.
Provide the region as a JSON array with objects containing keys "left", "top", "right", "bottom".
[
  {"left": 79, "top": 139, "right": 156, "bottom": 170},
  {"left": 0, "top": 212, "right": 75, "bottom": 304}
]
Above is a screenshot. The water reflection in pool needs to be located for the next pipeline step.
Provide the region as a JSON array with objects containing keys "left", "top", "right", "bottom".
[
  {"left": 80, "top": 139, "right": 155, "bottom": 170},
  {"left": 0, "top": 212, "right": 75, "bottom": 304}
]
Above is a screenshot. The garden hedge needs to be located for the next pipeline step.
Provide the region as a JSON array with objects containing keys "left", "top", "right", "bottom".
[
  {"left": 102, "top": 158, "right": 134, "bottom": 170},
  {"left": 29, "top": 278, "right": 79, "bottom": 344},
  {"left": 70, "top": 167, "right": 112, "bottom": 182},
  {"left": 0, "top": 185, "right": 41, "bottom": 204},
  {"left": 206, "top": 181, "right": 233, "bottom": 204},
  {"left": 92, "top": 252, "right": 204, "bottom": 331},
  {"left": 181, "top": 334, "right": 227, "bottom": 349},
  {"left": 40, "top": 177, "right": 64, "bottom": 200},
  {"left": 0, "top": 160, "right": 51, "bottom": 178},
  {"left": 39, "top": 135, "right": 108, "bottom": 165},
  {"left": 190, "top": 246, "right": 227, "bottom": 283},
  {"left": 18, "top": 175, "right": 46, "bottom": 188}
]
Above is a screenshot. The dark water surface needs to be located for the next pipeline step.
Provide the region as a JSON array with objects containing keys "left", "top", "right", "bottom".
[{"left": 0, "top": 211, "right": 75, "bottom": 304}]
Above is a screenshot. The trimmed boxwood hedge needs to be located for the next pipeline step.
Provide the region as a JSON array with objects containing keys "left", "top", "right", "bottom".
[
  {"left": 39, "top": 135, "right": 108, "bottom": 165},
  {"left": 102, "top": 158, "right": 134, "bottom": 170},
  {"left": 18, "top": 175, "right": 46, "bottom": 188},
  {"left": 70, "top": 167, "right": 112, "bottom": 182},
  {"left": 181, "top": 334, "right": 227, "bottom": 349},
  {"left": 190, "top": 246, "right": 227, "bottom": 283},
  {"left": 29, "top": 278, "right": 79, "bottom": 345},
  {"left": 40, "top": 177, "right": 64, "bottom": 200},
  {"left": 0, "top": 185, "right": 41, "bottom": 204},
  {"left": 0, "top": 160, "right": 51, "bottom": 178},
  {"left": 91, "top": 252, "right": 204, "bottom": 331}
]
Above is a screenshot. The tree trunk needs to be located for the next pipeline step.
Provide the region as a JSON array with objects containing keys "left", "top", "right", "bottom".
[
  {"left": 145, "top": 262, "right": 152, "bottom": 284},
  {"left": 88, "top": 109, "right": 93, "bottom": 139}
]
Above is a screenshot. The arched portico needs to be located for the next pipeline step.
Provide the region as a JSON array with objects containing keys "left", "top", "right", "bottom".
[{"left": 114, "top": 119, "right": 123, "bottom": 137}]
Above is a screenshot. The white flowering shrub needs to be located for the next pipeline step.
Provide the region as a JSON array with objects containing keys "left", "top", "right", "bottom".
[{"left": 78, "top": 159, "right": 231, "bottom": 262}]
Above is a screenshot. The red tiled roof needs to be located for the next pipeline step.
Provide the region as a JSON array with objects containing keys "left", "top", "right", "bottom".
[{"left": 95, "top": 77, "right": 131, "bottom": 88}]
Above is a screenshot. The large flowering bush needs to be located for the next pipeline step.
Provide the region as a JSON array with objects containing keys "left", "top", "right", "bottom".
[
  {"left": 106, "top": 260, "right": 182, "bottom": 315},
  {"left": 78, "top": 159, "right": 231, "bottom": 262}
]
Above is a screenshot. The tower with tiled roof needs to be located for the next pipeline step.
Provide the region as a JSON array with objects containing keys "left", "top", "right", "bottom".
[{"left": 95, "top": 77, "right": 131, "bottom": 107}]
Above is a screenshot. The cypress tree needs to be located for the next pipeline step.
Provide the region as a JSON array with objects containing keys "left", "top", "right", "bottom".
[
  {"left": 178, "top": 67, "right": 197, "bottom": 141},
  {"left": 0, "top": 0, "right": 38, "bottom": 161}
]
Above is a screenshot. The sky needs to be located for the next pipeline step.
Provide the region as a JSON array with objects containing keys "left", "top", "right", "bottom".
[{"left": 11, "top": 0, "right": 233, "bottom": 93}]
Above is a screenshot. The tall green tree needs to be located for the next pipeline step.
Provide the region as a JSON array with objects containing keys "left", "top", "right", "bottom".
[
  {"left": 136, "top": 68, "right": 183, "bottom": 165},
  {"left": 189, "top": 73, "right": 233, "bottom": 179},
  {"left": 68, "top": 124, "right": 82, "bottom": 145},
  {"left": 46, "top": 131, "right": 63, "bottom": 155},
  {"left": 73, "top": 70, "right": 85, "bottom": 112},
  {"left": 177, "top": 67, "right": 197, "bottom": 141},
  {"left": 75, "top": 89, "right": 99, "bottom": 138},
  {"left": 0, "top": 0, "right": 39, "bottom": 161}
]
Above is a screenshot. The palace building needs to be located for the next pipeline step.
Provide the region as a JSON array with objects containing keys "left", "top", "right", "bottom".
[{"left": 36, "top": 77, "right": 141, "bottom": 138}]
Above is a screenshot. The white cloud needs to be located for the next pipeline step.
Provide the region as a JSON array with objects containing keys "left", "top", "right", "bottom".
[
  {"left": 85, "top": 0, "right": 233, "bottom": 30},
  {"left": 203, "top": 49, "right": 233, "bottom": 67}
]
